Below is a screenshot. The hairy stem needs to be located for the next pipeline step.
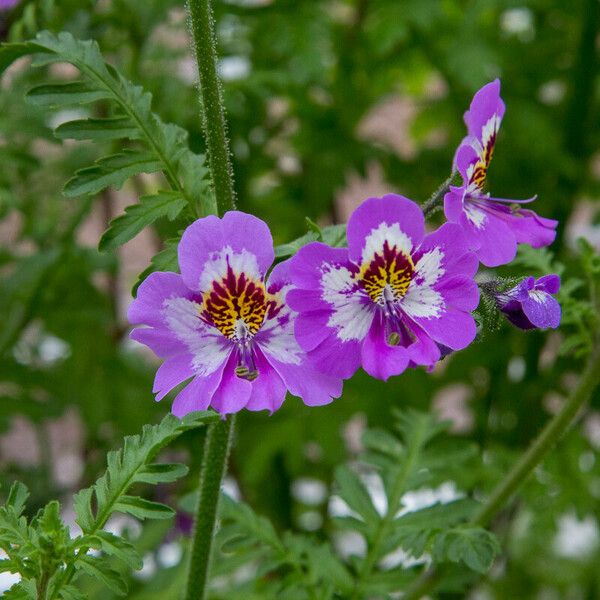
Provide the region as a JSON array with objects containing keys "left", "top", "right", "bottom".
[
  {"left": 402, "top": 343, "right": 600, "bottom": 600},
  {"left": 184, "top": 417, "right": 235, "bottom": 600},
  {"left": 187, "top": 0, "right": 236, "bottom": 213},
  {"left": 184, "top": 1, "right": 237, "bottom": 599},
  {"left": 422, "top": 174, "right": 453, "bottom": 218}
]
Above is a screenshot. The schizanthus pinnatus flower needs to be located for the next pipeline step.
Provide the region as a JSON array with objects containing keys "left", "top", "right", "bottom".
[
  {"left": 496, "top": 275, "right": 561, "bottom": 330},
  {"left": 444, "top": 79, "right": 557, "bottom": 267},
  {"left": 287, "top": 195, "right": 479, "bottom": 381},
  {"left": 128, "top": 211, "right": 342, "bottom": 416}
]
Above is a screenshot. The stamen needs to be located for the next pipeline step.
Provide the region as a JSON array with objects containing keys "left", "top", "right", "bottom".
[{"left": 388, "top": 332, "right": 400, "bottom": 346}]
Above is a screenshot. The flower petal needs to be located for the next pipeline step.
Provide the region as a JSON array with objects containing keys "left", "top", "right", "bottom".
[
  {"left": 153, "top": 354, "right": 195, "bottom": 401},
  {"left": 522, "top": 292, "right": 561, "bottom": 329},
  {"left": 222, "top": 211, "right": 274, "bottom": 275},
  {"left": 245, "top": 349, "right": 287, "bottom": 413},
  {"left": 360, "top": 315, "right": 410, "bottom": 381},
  {"left": 460, "top": 205, "right": 517, "bottom": 267},
  {"left": 536, "top": 274, "right": 561, "bottom": 294},
  {"left": 128, "top": 271, "right": 194, "bottom": 328},
  {"left": 171, "top": 366, "right": 226, "bottom": 417},
  {"left": 211, "top": 353, "right": 253, "bottom": 414},
  {"left": 289, "top": 242, "right": 351, "bottom": 290},
  {"left": 346, "top": 195, "right": 425, "bottom": 265},
  {"left": 412, "top": 307, "right": 477, "bottom": 351},
  {"left": 464, "top": 79, "right": 505, "bottom": 141},
  {"left": 268, "top": 356, "right": 343, "bottom": 407}
]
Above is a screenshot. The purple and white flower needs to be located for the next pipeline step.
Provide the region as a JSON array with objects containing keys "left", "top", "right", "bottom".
[
  {"left": 444, "top": 79, "right": 557, "bottom": 267},
  {"left": 287, "top": 195, "right": 479, "bottom": 381},
  {"left": 496, "top": 275, "right": 561, "bottom": 330},
  {"left": 128, "top": 211, "right": 342, "bottom": 417}
]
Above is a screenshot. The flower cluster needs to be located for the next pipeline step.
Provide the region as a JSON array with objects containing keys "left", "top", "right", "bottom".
[{"left": 129, "top": 80, "right": 561, "bottom": 416}]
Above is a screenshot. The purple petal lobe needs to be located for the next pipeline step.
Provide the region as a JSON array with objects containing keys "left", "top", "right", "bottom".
[
  {"left": 360, "top": 316, "right": 409, "bottom": 381},
  {"left": 346, "top": 195, "right": 425, "bottom": 264}
]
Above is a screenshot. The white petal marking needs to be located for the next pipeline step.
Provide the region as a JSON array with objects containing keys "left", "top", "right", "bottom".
[
  {"left": 321, "top": 264, "right": 373, "bottom": 342},
  {"left": 162, "top": 296, "right": 230, "bottom": 376},
  {"left": 401, "top": 282, "right": 444, "bottom": 320},
  {"left": 464, "top": 203, "right": 487, "bottom": 229},
  {"left": 414, "top": 247, "right": 444, "bottom": 287},
  {"left": 198, "top": 246, "right": 260, "bottom": 292},
  {"left": 258, "top": 284, "right": 303, "bottom": 365},
  {"left": 361, "top": 222, "right": 413, "bottom": 265}
]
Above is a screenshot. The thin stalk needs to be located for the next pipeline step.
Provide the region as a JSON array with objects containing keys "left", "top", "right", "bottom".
[
  {"left": 184, "top": 417, "right": 235, "bottom": 600},
  {"left": 186, "top": 0, "right": 236, "bottom": 214},
  {"left": 422, "top": 174, "right": 453, "bottom": 218},
  {"left": 402, "top": 343, "right": 600, "bottom": 600},
  {"left": 184, "top": 2, "right": 238, "bottom": 600}
]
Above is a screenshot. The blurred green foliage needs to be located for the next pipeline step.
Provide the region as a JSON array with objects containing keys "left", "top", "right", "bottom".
[{"left": 1, "top": 0, "right": 600, "bottom": 598}]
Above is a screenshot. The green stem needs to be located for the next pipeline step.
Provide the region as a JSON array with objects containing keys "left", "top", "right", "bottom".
[
  {"left": 186, "top": 0, "right": 236, "bottom": 214},
  {"left": 184, "top": 2, "right": 238, "bottom": 599},
  {"left": 402, "top": 343, "right": 600, "bottom": 600},
  {"left": 184, "top": 417, "right": 235, "bottom": 600},
  {"left": 421, "top": 174, "right": 453, "bottom": 218}
]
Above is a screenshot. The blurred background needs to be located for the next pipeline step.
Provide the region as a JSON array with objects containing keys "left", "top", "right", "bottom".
[{"left": 1, "top": 0, "right": 600, "bottom": 597}]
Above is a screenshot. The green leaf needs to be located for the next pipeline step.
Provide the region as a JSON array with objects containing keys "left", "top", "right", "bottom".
[
  {"left": 74, "top": 412, "right": 217, "bottom": 534},
  {"left": 86, "top": 531, "right": 143, "bottom": 570},
  {"left": 26, "top": 81, "right": 112, "bottom": 106},
  {"left": 77, "top": 555, "right": 127, "bottom": 596},
  {"left": 3, "top": 580, "right": 37, "bottom": 600},
  {"left": 6, "top": 482, "right": 29, "bottom": 515},
  {"left": 58, "top": 585, "right": 86, "bottom": 600},
  {"left": 113, "top": 496, "right": 175, "bottom": 520},
  {"left": 334, "top": 465, "right": 380, "bottom": 530},
  {"left": 0, "top": 31, "right": 211, "bottom": 210},
  {"left": 55, "top": 117, "right": 142, "bottom": 141},
  {"left": 63, "top": 151, "right": 162, "bottom": 197},
  {"left": 135, "top": 462, "right": 189, "bottom": 485},
  {"left": 220, "top": 494, "right": 285, "bottom": 554},
  {"left": 99, "top": 192, "right": 188, "bottom": 252},
  {"left": 133, "top": 236, "right": 180, "bottom": 295},
  {"left": 432, "top": 527, "right": 500, "bottom": 573},
  {"left": 274, "top": 231, "right": 319, "bottom": 258}
]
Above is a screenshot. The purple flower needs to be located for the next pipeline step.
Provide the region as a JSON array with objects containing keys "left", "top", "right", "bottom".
[
  {"left": 496, "top": 275, "right": 561, "bottom": 330},
  {"left": 444, "top": 80, "right": 557, "bottom": 267},
  {"left": 128, "top": 211, "right": 342, "bottom": 417},
  {"left": 287, "top": 195, "right": 479, "bottom": 381}
]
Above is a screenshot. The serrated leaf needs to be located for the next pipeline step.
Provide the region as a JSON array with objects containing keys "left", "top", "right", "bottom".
[
  {"left": 334, "top": 465, "right": 380, "bottom": 529},
  {"left": 72, "top": 488, "right": 94, "bottom": 533},
  {"left": 0, "top": 31, "right": 211, "bottom": 210},
  {"left": 64, "top": 151, "right": 162, "bottom": 197},
  {"left": 55, "top": 117, "right": 141, "bottom": 141},
  {"left": 113, "top": 496, "right": 175, "bottom": 520},
  {"left": 99, "top": 192, "right": 187, "bottom": 252},
  {"left": 58, "top": 585, "right": 86, "bottom": 600},
  {"left": 6, "top": 482, "right": 29, "bottom": 515},
  {"left": 87, "top": 531, "right": 143, "bottom": 570},
  {"left": 135, "top": 462, "right": 189, "bottom": 485},
  {"left": 220, "top": 494, "right": 285, "bottom": 553},
  {"left": 26, "top": 81, "right": 112, "bottom": 106},
  {"left": 77, "top": 555, "right": 127, "bottom": 596},
  {"left": 3, "top": 579, "right": 36, "bottom": 600},
  {"left": 74, "top": 412, "right": 215, "bottom": 534},
  {"left": 432, "top": 527, "right": 500, "bottom": 573}
]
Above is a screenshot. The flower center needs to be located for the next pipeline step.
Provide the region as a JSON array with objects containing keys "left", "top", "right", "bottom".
[
  {"left": 202, "top": 266, "right": 268, "bottom": 340},
  {"left": 359, "top": 240, "right": 415, "bottom": 304}
]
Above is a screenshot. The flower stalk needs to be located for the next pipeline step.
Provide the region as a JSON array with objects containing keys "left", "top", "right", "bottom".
[
  {"left": 186, "top": 0, "right": 236, "bottom": 215},
  {"left": 184, "top": 417, "right": 235, "bottom": 600},
  {"left": 402, "top": 340, "right": 600, "bottom": 600},
  {"left": 184, "top": 1, "right": 237, "bottom": 598}
]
